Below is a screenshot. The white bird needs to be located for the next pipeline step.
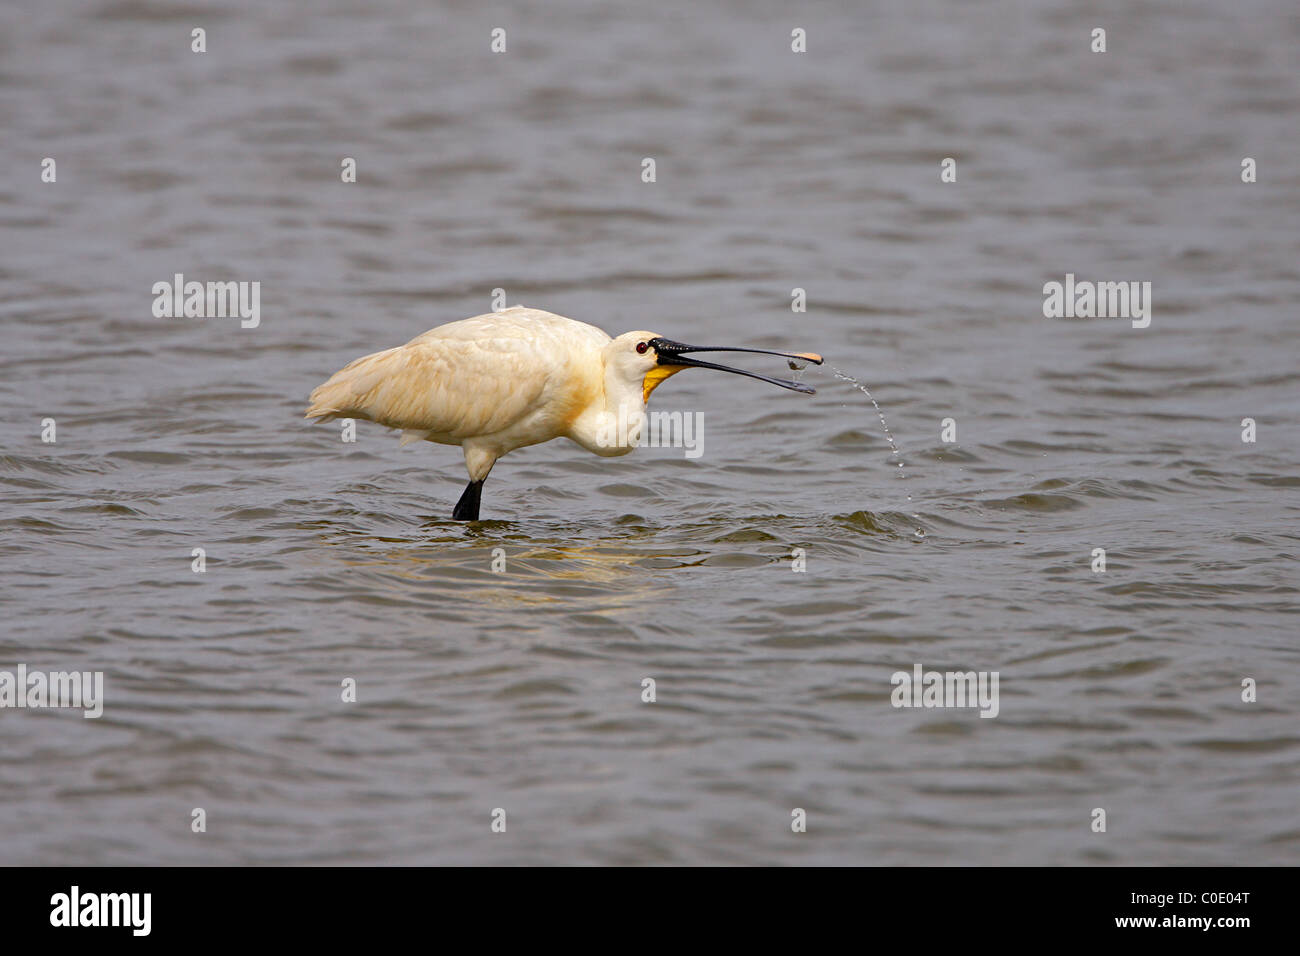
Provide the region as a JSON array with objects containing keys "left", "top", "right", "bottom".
[{"left": 305, "top": 307, "right": 822, "bottom": 520}]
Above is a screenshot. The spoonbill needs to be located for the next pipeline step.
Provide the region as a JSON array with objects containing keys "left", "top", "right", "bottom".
[{"left": 305, "top": 307, "right": 822, "bottom": 520}]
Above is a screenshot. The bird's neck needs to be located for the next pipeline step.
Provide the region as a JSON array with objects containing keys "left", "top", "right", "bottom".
[{"left": 567, "top": 370, "right": 647, "bottom": 457}]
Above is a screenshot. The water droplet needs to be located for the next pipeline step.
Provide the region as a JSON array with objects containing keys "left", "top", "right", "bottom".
[{"left": 826, "top": 366, "right": 923, "bottom": 538}]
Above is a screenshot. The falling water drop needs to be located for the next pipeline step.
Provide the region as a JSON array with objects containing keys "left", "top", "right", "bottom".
[{"left": 827, "top": 366, "right": 922, "bottom": 530}]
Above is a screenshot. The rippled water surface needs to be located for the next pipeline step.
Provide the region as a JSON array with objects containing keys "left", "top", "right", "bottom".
[{"left": 1, "top": 0, "right": 1298, "bottom": 864}]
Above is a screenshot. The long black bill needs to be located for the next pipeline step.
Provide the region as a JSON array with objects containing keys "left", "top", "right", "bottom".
[{"left": 649, "top": 338, "right": 823, "bottom": 394}]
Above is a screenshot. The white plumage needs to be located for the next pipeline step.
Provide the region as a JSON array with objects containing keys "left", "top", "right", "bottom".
[{"left": 306, "top": 306, "right": 820, "bottom": 520}]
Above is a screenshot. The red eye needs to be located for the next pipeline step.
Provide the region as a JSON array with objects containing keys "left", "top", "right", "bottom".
[{"left": 635, "top": 342, "right": 648, "bottom": 354}]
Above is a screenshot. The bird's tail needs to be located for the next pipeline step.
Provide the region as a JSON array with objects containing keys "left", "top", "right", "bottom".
[{"left": 304, "top": 348, "right": 397, "bottom": 423}]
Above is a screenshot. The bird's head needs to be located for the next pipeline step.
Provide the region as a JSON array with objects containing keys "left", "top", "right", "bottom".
[{"left": 607, "top": 331, "right": 824, "bottom": 402}]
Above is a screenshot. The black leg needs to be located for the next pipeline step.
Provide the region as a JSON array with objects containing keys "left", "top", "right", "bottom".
[{"left": 452, "top": 479, "right": 484, "bottom": 521}]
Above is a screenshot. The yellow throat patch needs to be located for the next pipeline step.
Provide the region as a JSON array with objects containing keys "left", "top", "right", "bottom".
[{"left": 642, "top": 364, "right": 685, "bottom": 402}]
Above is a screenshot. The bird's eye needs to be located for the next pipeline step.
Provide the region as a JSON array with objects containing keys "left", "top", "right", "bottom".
[{"left": 635, "top": 342, "right": 648, "bottom": 354}]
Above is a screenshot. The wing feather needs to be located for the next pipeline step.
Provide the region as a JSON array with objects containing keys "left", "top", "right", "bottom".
[{"left": 305, "top": 309, "right": 609, "bottom": 443}]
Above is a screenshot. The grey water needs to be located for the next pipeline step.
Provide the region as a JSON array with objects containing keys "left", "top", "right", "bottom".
[{"left": 1, "top": 0, "right": 1298, "bottom": 865}]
